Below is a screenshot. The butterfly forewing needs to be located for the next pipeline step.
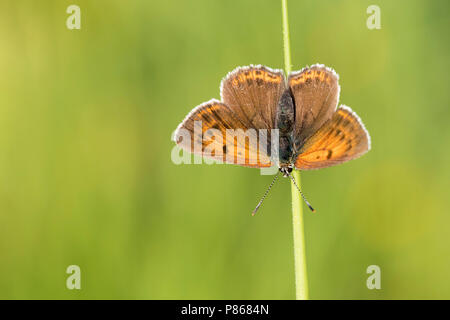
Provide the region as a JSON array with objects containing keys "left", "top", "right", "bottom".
[
  {"left": 221, "top": 65, "right": 286, "bottom": 131},
  {"left": 294, "top": 106, "right": 370, "bottom": 170},
  {"left": 288, "top": 64, "right": 340, "bottom": 149}
]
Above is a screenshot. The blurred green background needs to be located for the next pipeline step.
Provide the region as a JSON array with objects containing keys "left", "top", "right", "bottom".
[{"left": 0, "top": 0, "right": 449, "bottom": 299}]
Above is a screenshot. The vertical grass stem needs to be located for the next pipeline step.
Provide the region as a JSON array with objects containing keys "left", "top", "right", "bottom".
[{"left": 281, "top": 0, "right": 309, "bottom": 300}]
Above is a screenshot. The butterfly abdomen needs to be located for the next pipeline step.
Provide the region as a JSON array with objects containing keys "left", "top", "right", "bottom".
[{"left": 279, "top": 135, "right": 294, "bottom": 165}]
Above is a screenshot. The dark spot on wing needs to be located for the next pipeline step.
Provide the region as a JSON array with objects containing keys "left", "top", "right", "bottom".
[{"left": 327, "top": 149, "right": 333, "bottom": 159}]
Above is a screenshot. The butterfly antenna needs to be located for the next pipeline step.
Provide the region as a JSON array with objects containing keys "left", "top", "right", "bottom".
[
  {"left": 252, "top": 172, "right": 280, "bottom": 216},
  {"left": 287, "top": 172, "right": 316, "bottom": 213}
]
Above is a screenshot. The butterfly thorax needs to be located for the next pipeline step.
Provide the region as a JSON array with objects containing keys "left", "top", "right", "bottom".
[{"left": 276, "top": 89, "right": 296, "bottom": 168}]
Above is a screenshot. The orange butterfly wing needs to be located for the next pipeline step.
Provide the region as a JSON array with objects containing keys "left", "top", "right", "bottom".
[
  {"left": 288, "top": 64, "right": 340, "bottom": 149},
  {"left": 173, "top": 100, "right": 273, "bottom": 168},
  {"left": 174, "top": 65, "right": 286, "bottom": 168},
  {"left": 294, "top": 106, "right": 371, "bottom": 170}
]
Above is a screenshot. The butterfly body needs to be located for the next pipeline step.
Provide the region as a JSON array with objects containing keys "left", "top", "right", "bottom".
[
  {"left": 275, "top": 89, "right": 296, "bottom": 169},
  {"left": 174, "top": 64, "right": 370, "bottom": 172}
]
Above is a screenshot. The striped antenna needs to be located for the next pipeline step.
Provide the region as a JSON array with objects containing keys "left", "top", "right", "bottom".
[
  {"left": 252, "top": 172, "right": 280, "bottom": 216},
  {"left": 287, "top": 172, "right": 316, "bottom": 212}
]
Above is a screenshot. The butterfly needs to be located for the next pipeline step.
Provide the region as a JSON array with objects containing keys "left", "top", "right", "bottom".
[{"left": 173, "top": 64, "right": 371, "bottom": 214}]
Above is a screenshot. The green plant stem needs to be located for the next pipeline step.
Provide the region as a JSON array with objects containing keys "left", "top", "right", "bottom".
[
  {"left": 290, "top": 170, "right": 309, "bottom": 299},
  {"left": 281, "top": 0, "right": 309, "bottom": 300}
]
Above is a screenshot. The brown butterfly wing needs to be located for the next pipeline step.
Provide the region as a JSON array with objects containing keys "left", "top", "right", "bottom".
[
  {"left": 174, "top": 65, "right": 287, "bottom": 168},
  {"left": 173, "top": 99, "right": 273, "bottom": 168},
  {"left": 294, "top": 106, "right": 371, "bottom": 170},
  {"left": 288, "top": 64, "right": 340, "bottom": 149},
  {"left": 221, "top": 65, "right": 286, "bottom": 131}
]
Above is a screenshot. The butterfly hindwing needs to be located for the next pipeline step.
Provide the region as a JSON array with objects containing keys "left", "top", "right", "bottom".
[
  {"left": 294, "top": 106, "right": 371, "bottom": 170},
  {"left": 288, "top": 64, "right": 340, "bottom": 149},
  {"left": 173, "top": 99, "right": 272, "bottom": 167}
]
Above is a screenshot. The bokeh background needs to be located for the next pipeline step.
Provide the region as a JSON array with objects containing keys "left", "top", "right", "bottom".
[{"left": 0, "top": 0, "right": 449, "bottom": 299}]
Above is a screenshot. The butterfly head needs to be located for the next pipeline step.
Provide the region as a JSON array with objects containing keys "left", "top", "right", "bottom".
[{"left": 279, "top": 166, "right": 293, "bottom": 178}]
